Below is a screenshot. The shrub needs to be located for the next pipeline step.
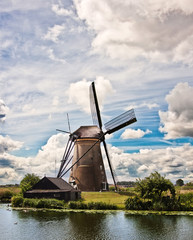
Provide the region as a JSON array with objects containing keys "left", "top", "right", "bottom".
[
  {"left": 0, "top": 190, "right": 14, "bottom": 202},
  {"left": 11, "top": 196, "right": 24, "bottom": 207},
  {"left": 36, "top": 199, "right": 64, "bottom": 209},
  {"left": 23, "top": 198, "right": 38, "bottom": 208},
  {"left": 87, "top": 201, "right": 117, "bottom": 210},
  {"left": 68, "top": 201, "right": 117, "bottom": 210},
  {"left": 68, "top": 201, "right": 87, "bottom": 209},
  {"left": 125, "top": 196, "right": 147, "bottom": 210},
  {"left": 179, "top": 193, "right": 193, "bottom": 210}
]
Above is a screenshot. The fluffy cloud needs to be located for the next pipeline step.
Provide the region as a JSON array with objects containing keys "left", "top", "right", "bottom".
[
  {"left": 67, "top": 76, "right": 114, "bottom": 114},
  {"left": 74, "top": 0, "right": 193, "bottom": 64},
  {"left": 0, "top": 99, "right": 9, "bottom": 122},
  {"left": 121, "top": 129, "right": 152, "bottom": 139},
  {"left": 0, "top": 133, "right": 68, "bottom": 184},
  {"left": 159, "top": 82, "right": 193, "bottom": 139},
  {"left": 44, "top": 24, "right": 66, "bottom": 43},
  {"left": 107, "top": 143, "right": 193, "bottom": 182},
  {"left": 52, "top": 4, "right": 74, "bottom": 17},
  {"left": 0, "top": 135, "right": 23, "bottom": 153}
]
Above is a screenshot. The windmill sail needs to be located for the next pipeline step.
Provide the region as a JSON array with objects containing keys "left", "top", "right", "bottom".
[
  {"left": 89, "top": 82, "right": 102, "bottom": 129},
  {"left": 104, "top": 109, "right": 137, "bottom": 134}
]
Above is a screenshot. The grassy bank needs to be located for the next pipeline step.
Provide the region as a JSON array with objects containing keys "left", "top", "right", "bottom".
[{"left": 82, "top": 192, "right": 129, "bottom": 209}]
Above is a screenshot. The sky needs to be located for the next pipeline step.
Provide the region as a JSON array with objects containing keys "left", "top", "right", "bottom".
[{"left": 0, "top": 0, "right": 193, "bottom": 185}]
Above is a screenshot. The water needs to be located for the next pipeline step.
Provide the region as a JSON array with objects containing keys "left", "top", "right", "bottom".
[{"left": 0, "top": 204, "right": 193, "bottom": 240}]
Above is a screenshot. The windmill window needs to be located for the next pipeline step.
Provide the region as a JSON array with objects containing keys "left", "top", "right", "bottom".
[{"left": 100, "top": 165, "right": 103, "bottom": 170}]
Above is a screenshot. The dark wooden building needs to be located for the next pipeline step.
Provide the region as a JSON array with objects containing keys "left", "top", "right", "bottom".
[{"left": 24, "top": 177, "right": 81, "bottom": 201}]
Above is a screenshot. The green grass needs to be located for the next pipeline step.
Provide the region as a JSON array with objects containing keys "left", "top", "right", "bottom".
[{"left": 81, "top": 192, "right": 129, "bottom": 209}]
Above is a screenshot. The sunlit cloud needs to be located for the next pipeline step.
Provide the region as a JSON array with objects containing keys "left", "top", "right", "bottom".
[
  {"left": 159, "top": 82, "right": 193, "bottom": 139},
  {"left": 121, "top": 129, "right": 152, "bottom": 139}
]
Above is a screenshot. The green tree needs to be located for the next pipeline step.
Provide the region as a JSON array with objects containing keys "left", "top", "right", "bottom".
[
  {"left": 20, "top": 173, "right": 40, "bottom": 195},
  {"left": 136, "top": 172, "right": 175, "bottom": 202},
  {"left": 176, "top": 179, "right": 184, "bottom": 186}
]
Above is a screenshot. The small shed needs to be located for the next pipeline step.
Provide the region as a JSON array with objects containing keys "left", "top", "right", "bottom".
[{"left": 24, "top": 177, "right": 81, "bottom": 201}]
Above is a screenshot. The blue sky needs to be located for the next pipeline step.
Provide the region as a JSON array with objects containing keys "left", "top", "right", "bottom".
[{"left": 0, "top": 0, "right": 193, "bottom": 184}]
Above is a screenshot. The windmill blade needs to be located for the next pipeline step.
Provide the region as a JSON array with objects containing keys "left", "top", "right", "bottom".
[
  {"left": 104, "top": 109, "right": 137, "bottom": 134},
  {"left": 56, "top": 129, "right": 71, "bottom": 134},
  {"left": 60, "top": 133, "right": 105, "bottom": 178},
  {"left": 102, "top": 140, "right": 118, "bottom": 191},
  {"left": 89, "top": 82, "right": 103, "bottom": 129},
  {"left": 57, "top": 135, "right": 75, "bottom": 178}
]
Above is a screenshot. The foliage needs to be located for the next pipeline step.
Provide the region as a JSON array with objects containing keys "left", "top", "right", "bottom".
[
  {"left": 125, "top": 196, "right": 150, "bottom": 210},
  {"left": 68, "top": 201, "right": 117, "bottom": 210},
  {"left": 0, "top": 190, "right": 13, "bottom": 202},
  {"left": 179, "top": 192, "right": 193, "bottom": 210},
  {"left": 36, "top": 199, "right": 64, "bottom": 209},
  {"left": 12, "top": 197, "right": 65, "bottom": 209},
  {"left": 11, "top": 196, "right": 24, "bottom": 207},
  {"left": 125, "top": 196, "right": 182, "bottom": 211},
  {"left": 186, "top": 182, "right": 193, "bottom": 186},
  {"left": 136, "top": 172, "right": 176, "bottom": 202},
  {"left": 176, "top": 179, "right": 184, "bottom": 186},
  {"left": 20, "top": 173, "right": 40, "bottom": 195}
]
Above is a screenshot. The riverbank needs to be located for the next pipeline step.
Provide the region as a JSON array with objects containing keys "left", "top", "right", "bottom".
[{"left": 10, "top": 206, "right": 193, "bottom": 216}]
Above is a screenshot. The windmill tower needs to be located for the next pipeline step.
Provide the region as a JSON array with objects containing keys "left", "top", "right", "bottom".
[{"left": 57, "top": 82, "right": 137, "bottom": 191}]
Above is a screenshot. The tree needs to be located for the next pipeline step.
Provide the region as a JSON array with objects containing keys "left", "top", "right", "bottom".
[
  {"left": 136, "top": 172, "right": 175, "bottom": 202},
  {"left": 20, "top": 173, "right": 40, "bottom": 194},
  {"left": 176, "top": 179, "right": 184, "bottom": 186}
]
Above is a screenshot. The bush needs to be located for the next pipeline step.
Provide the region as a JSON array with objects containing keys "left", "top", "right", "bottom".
[
  {"left": 11, "top": 196, "right": 24, "bottom": 207},
  {"left": 68, "top": 201, "right": 117, "bottom": 210},
  {"left": 87, "top": 201, "right": 117, "bottom": 210},
  {"left": 23, "top": 198, "right": 38, "bottom": 208},
  {"left": 68, "top": 201, "right": 87, "bottom": 209},
  {"left": 125, "top": 196, "right": 150, "bottom": 210},
  {"left": 0, "top": 190, "right": 14, "bottom": 203},
  {"left": 36, "top": 199, "right": 64, "bottom": 209},
  {"left": 179, "top": 193, "right": 193, "bottom": 210}
]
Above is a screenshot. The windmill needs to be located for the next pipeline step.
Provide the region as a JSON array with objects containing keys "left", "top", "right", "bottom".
[{"left": 57, "top": 82, "right": 137, "bottom": 191}]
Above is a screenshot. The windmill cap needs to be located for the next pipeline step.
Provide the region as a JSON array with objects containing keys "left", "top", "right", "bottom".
[{"left": 72, "top": 126, "right": 103, "bottom": 139}]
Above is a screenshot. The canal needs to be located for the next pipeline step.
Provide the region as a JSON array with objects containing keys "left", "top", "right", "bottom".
[{"left": 0, "top": 204, "right": 193, "bottom": 240}]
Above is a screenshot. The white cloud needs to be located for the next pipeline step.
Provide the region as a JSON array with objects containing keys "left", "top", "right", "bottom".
[
  {"left": 0, "top": 133, "right": 68, "bottom": 183},
  {"left": 108, "top": 143, "right": 193, "bottom": 182},
  {"left": 67, "top": 76, "right": 114, "bottom": 114},
  {"left": 159, "top": 82, "right": 193, "bottom": 139},
  {"left": 121, "top": 128, "right": 152, "bottom": 139},
  {"left": 74, "top": 0, "right": 193, "bottom": 64},
  {"left": 44, "top": 24, "right": 66, "bottom": 43},
  {"left": 52, "top": 4, "right": 74, "bottom": 17},
  {"left": 0, "top": 135, "right": 23, "bottom": 153}
]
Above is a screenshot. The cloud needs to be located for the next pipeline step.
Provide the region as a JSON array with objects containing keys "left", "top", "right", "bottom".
[
  {"left": 0, "top": 133, "right": 68, "bottom": 184},
  {"left": 52, "top": 4, "right": 74, "bottom": 17},
  {"left": 67, "top": 76, "right": 114, "bottom": 114},
  {"left": 121, "top": 129, "right": 152, "bottom": 139},
  {"left": 159, "top": 82, "right": 193, "bottom": 139},
  {"left": 44, "top": 24, "right": 66, "bottom": 43},
  {"left": 107, "top": 143, "right": 193, "bottom": 182},
  {"left": 74, "top": 0, "right": 193, "bottom": 64},
  {"left": 0, "top": 135, "right": 23, "bottom": 153},
  {"left": 126, "top": 102, "right": 159, "bottom": 110},
  {"left": 0, "top": 99, "right": 9, "bottom": 122}
]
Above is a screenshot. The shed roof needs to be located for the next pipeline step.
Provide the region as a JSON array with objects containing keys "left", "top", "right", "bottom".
[{"left": 32, "top": 177, "right": 79, "bottom": 192}]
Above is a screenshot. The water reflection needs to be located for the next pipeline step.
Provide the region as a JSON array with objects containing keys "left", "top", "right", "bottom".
[
  {"left": 124, "top": 214, "right": 193, "bottom": 240},
  {"left": 0, "top": 204, "right": 193, "bottom": 240}
]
